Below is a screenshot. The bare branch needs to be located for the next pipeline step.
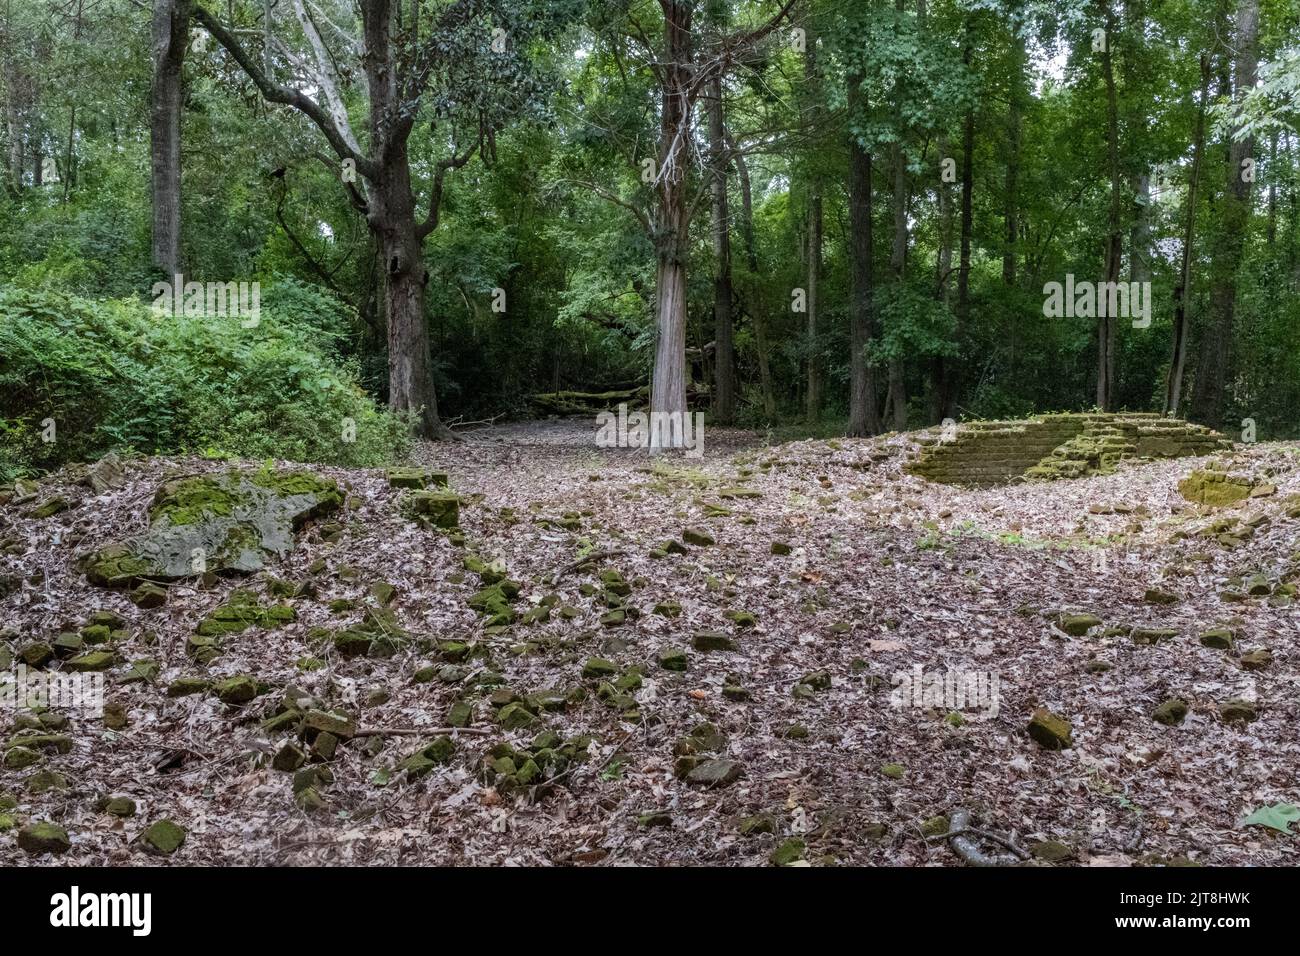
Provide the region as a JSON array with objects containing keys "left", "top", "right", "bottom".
[
  {"left": 291, "top": 0, "right": 362, "bottom": 156},
  {"left": 550, "top": 178, "right": 653, "bottom": 237},
  {"left": 415, "top": 133, "right": 482, "bottom": 239},
  {"left": 193, "top": 4, "right": 379, "bottom": 179}
]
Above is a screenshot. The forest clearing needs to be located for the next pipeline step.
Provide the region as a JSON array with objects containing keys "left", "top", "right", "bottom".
[
  {"left": 0, "top": 0, "right": 1298, "bottom": 922},
  {"left": 2, "top": 420, "right": 1297, "bottom": 866}
]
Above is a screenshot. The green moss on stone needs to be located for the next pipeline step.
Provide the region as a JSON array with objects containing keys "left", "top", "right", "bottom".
[
  {"left": 139, "top": 819, "right": 186, "bottom": 855},
  {"left": 150, "top": 476, "right": 243, "bottom": 526}
]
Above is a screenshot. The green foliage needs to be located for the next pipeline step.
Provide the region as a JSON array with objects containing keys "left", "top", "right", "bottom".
[
  {"left": 0, "top": 288, "right": 409, "bottom": 480},
  {"left": 0, "top": 0, "right": 1297, "bottom": 441}
]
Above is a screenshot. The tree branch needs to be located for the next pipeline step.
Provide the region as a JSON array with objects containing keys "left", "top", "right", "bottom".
[
  {"left": 415, "top": 132, "right": 482, "bottom": 239},
  {"left": 192, "top": 4, "right": 379, "bottom": 180},
  {"left": 550, "top": 178, "right": 653, "bottom": 237}
]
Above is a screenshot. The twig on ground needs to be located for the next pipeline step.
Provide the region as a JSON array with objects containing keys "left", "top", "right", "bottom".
[
  {"left": 551, "top": 549, "right": 625, "bottom": 581},
  {"left": 354, "top": 726, "right": 492, "bottom": 737}
]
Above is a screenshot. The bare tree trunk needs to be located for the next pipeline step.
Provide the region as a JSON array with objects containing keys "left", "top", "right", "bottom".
[
  {"left": 1129, "top": 173, "right": 1151, "bottom": 282},
  {"left": 2, "top": 2, "right": 26, "bottom": 196},
  {"left": 1266, "top": 129, "right": 1277, "bottom": 245},
  {"left": 935, "top": 135, "right": 954, "bottom": 305},
  {"left": 1123, "top": 0, "right": 1150, "bottom": 284},
  {"left": 648, "top": 1, "right": 694, "bottom": 446},
  {"left": 373, "top": 149, "right": 444, "bottom": 438},
  {"left": 61, "top": 0, "right": 84, "bottom": 205},
  {"left": 150, "top": 0, "right": 189, "bottom": 274},
  {"left": 1189, "top": 0, "right": 1259, "bottom": 428},
  {"left": 848, "top": 72, "right": 880, "bottom": 438},
  {"left": 806, "top": 188, "right": 822, "bottom": 423},
  {"left": 195, "top": 0, "right": 501, "bottom": 440},
  {"left": 651, "top": 236, "right": 689, "bottom": 434},
  {"left": 706, "top": 74, "right": 735, "bottom": 425},
  {"left": 732, "top": 145, "right": 776, "bottom": 421},
  {"left": 889, "top": 138, "right": 907, "bottom": 430},
  {"left": 4, "top": 91, "right": 20, "bottom": 194},
  {"left": 804, "top": 30, "right": 822, "bottom": 424},
  {"left": 1166, "top": 55, "right": 1209, "bottom": 416},
  {"left": 945, "top": 39, "right": 976, "bottom": 422},
  {"left": 1003, "top": 16, "right": 1024, "bottom": 286},
  {"left": 929, "top": 132, "right": 954, "bottom": 424},
  {"left": 1290, "top": 132, "right": 1299, "bottom": 288},
  {"left": 885, "top": 0, "right": 909, "bottom": 431},
  {"left": 1098, "top": 0, "right": 1122, "bottom": 410}
]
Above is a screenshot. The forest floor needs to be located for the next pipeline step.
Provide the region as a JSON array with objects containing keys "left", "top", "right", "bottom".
[{"left": 2, "top": 420, "right": 1299, "bottom": 866}]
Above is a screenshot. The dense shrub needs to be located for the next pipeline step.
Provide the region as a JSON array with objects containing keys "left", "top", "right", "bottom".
[{"left": 0, "top": 287, "right": 410, "bottom": 480}]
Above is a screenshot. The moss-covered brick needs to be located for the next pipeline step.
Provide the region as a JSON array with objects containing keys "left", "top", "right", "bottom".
[
  {"left": 139, "top": 819, "right": 186, "bottom": 856},
  {"left": 1027, "top": 707, "right": 1073, "bottom": 749},
  {"left": 408, "top": 491, "right": 460, "bottom": 528}
]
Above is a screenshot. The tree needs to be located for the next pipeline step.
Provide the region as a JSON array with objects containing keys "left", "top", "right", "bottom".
[
  {"left": 706, "top": 72, "right": 736, "bottom": 424},
  {"left": 151, "top": 0, "right": 190, "bottom": 274},
  {"left": 1190, "top": 0, "right": 1260, "bottom": 428},
  {"left": 194, "top": 0, "right": 568, "bottom": 439},
  {"left": 1097, "top": 0, "right": 1122, "bottom": 411},
  {"left": 1165, "top": 55, "right": 1210, "bottom": 416},
  {"left": 579, "top": 1, "right": 795, "bottom": 449},
  {"left": 846, "top": 68, "right": 880, "bottom": 436},
  {"left": 803, "top": 18, "right": 822, "bottom": 423}
]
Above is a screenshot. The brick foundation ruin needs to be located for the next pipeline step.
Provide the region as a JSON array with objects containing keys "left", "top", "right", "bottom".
[{"left": 905, "top": 413, "right": 1231, "bottom": 487}]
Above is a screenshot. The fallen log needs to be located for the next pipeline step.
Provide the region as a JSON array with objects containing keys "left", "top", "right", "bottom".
[{"left": 529, "top": 387, "right": 649, "bottom": 416}]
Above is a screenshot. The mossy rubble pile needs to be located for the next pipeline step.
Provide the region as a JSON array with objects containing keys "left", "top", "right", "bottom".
[
  {"left": 906, "top": 413, "right": 1230, "bottom": 487},
  {"left": 81, "top": 469, "right": 343, "bottom": 586}
]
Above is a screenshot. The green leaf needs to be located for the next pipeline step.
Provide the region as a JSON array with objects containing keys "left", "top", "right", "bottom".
[{"left": 1241, "top": 803, "right": 1300, "bottom": 834}]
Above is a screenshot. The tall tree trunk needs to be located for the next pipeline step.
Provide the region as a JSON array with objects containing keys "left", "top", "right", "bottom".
[
  {"left": 360, "top": 1, "right": 448, "bottom": 440},
  {"left": 1266, "top": 129, "right": 1277, "bottom": 245},
  {"left": 1288, "top": 132, "right": 1299, "bottom": 288},
  {"left": 806, "top": 188, "right": 822, "bottom": 423},
  {"left": 935, "top": 134, "right": 954, "bottom": 305},
  {"left": 848, "top": 72, "right": 880, "bottom": 437},
  {"left": 732, "top": 144, "right": 776, "bottom": 421},
  {"left": 929, "top": 132, "right": 954, "bottom": 424},
  {"left": 1289, "top": 132, "right": 1299, "bottom": 288},
  {"left": 885, "top": 0, "right": 909, "bottom": 431},
  {"left": 1166, "top": 55, "right": 1209, "bottom": 416},
  {"left": 1098, "top": 0, "right": 1122, "bottom": 410},
  {"left": 1123, "top": 0, "right": 1150, "bottom": 284},
  {"left": 1129, "top": 173, "right": 1151, "bottom": 282},
  {"left": 945, "top": 39, "right": 976, "bottom": 422},
  {"left": 4, "top": 90, "right": 21, "bottom": 194},
  {"left": 888, "top": 139, "right": 907, "bottom": 430},
  {"left": 372, "top": 150, "right": 443, "bottom": 438},
  {"left": 1003, "top": 16, "right": 1024, "bottom": 286},
  {"left": 804, "top": 29, "right": 822, "bottom": 424},
  {"left": 1189, "top": 0, "right": 1259, "bottom": 428},
  {"left": 649, "top": 1, "right": 694, "bottom": 446},
  {"left": 706, "top": 74, "right": 735, "bottom": 425},
  {"left": 61, "top": 0, "right": 84, "bottom": 205},
  {"left": 150, "top": 0, "right": 189, "bottom": 275},
  {"left": 3, "top": 4, "right": 24, "bottom": 197}
]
